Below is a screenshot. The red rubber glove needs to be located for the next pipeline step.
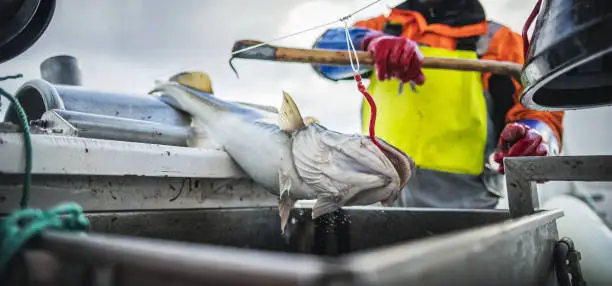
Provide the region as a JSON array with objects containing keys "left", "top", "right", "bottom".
[
  {"left": 493, "top": 123, "right": 548, "bottom": 174},
  {"left": 362, "top": 34, "right": 425, "bottom": 85}
]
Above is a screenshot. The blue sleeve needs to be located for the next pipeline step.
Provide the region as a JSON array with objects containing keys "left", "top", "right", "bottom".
[
  {"left": 518, "top": 119, "right": 561, "bottom": 156},
  {"left": 311, "top": 27, "right": 376, "bottom": 81}
]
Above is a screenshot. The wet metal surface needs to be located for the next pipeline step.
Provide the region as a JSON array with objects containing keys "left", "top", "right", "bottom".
[
  {"left": 6, "top": 208, "right": 563, "bottom": 286},
  {"left": 0, "top": 175, "right": 277, "bottom": 214},
  {"left": 84, "top": 207, "right": 512, "bottom": 255},
  {"left": 0, "top": 132, "right": 242, "bottom": 177}
]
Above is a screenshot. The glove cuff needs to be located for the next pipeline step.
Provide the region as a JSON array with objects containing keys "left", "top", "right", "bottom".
[
  {"left": 360, "top": 31, "right": 386, "bottom": 51},
  {"left": 517, "top": 119, "right": 560, "bottom": 156}
]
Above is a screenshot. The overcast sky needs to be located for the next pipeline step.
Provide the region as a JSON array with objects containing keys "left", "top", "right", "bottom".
[
  {"left": 0, "top": 0, "right": 540, "bottom": 132},
  {"left": 1, "top": 0, "right": 611, "bottom": 154}
]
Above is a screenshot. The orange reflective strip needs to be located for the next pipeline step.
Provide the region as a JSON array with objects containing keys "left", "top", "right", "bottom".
[
  {"left": 388, "top": 9, "right": 487, "bottom": 38},
  {"left": 387, "top": 9, "right": 428, "bottom": 32},
  {"left": 426, "top": 21, "right": 488, "bottom": 38},
  {"left": 353, "top": 15, "right": 387, "bottom": 31},
  {"left": 415, "top": 33, "right": 457, "bottom": 50}
]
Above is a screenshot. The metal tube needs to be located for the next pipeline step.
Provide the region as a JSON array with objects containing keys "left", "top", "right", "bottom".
[
  {"left": 40, "top": 55, "right": 82, "bottom": 86},
  {"left": 2, "top": 79, "right": 191, "bottom": 134},
  {"left": 3, "top": 79, "right": 190, "bottom": 126},
  {"left": 43, "top": 109, "right": 193, "bottom": 146},
  {"left": 37, "top": 230, "right": 331, "bottom": 286}
]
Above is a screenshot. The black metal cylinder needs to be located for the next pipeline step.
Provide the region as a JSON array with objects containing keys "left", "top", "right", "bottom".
[
  {"left": 0, "top": 0, "right": 56, "bottom": 64},
  {"left": 40, "top": 55, "right": 83, "bottom": 86},
  {"left": 520, "top": 0, "right": 612, "bottom": 111}
]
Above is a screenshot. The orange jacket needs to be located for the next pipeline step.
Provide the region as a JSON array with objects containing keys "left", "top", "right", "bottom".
[{"left": 353, "top": 9, "right": 564, "bottom": 145}]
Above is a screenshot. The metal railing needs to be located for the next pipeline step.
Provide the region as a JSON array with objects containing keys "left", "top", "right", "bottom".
[{"left": 504, "top": 155, "right": 612, "bottom": 218}]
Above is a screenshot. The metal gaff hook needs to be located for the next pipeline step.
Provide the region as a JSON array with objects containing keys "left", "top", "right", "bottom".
[{"left": 228, "top": 55, "right": 240, "bottom": 79}]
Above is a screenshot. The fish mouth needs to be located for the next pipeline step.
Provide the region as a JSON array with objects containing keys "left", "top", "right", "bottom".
[
  {"left": 338, "top": 136, "right": 415, "bottom": 207},
  {"left": 376, "top": 138, "right": 415, "bottom": 205}
]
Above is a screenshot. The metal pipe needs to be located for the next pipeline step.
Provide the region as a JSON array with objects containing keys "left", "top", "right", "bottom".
[
  {"left": 2, "top": 79, "right": 191, "bottom": 130},
  {"left": 41, "top": 109, "right": 193, "bottom": 146},
  {"left": 36, "top": 230, "right": 330, "bottom": 286},
  {"left": 40, "top": 55, "right": 82, "bottom": 86}
]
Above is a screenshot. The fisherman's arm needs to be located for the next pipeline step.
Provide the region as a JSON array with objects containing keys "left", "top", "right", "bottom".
[
  {"left": 312, "top": 15, "right": 425, "bottom": 84},
  {"left": 484, "top": 26, "right": 564, "bottom": 173},
  {"left": 311, "top": 26, "right": 376, "bottom": 81}
]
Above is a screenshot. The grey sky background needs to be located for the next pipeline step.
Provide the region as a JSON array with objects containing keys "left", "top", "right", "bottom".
[
  {"left": 1, "top": 0, "right": 611, "bottom": 175},
  {"left": 1, "top": 0, "right": 543, "bottom": 133}
]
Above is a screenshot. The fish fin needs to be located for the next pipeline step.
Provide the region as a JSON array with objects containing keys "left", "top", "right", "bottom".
[
  {"left": 279, "top": 91, "right": 306, "bottom": 132},
  {"left": 278, "top": 170, "right": 295, "bottom": 234},
  {"left": 312, "top": 196, "right": 341, "bottom": 219},
  {"left": 278, "top": 169, "right": 293, "bottom": 198},
  {"left": 278, "top": 192, "right": 296, "bottom": 235},
  {"left": 169, "top": 71, "right": 214, "bottom": 94}
]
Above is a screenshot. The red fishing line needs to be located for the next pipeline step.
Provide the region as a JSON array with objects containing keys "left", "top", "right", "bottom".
[
  {"left": 354, "top": 74, "right": 384, "bottom": 152},
  {"left": 522, "top": 0, "right": 542, "bottom": 58}
]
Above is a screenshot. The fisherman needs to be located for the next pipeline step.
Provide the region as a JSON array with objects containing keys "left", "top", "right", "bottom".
[{"left": 310, "top": 0, "right": 564, "bottom": 209}]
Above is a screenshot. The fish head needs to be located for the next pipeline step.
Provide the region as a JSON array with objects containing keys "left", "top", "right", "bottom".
[{"left": 292, "top": 123, "right": 415, "bottom": 211}]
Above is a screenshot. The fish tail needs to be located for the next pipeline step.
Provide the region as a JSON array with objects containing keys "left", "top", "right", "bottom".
[{"left": 153, "top": 82, "right": 250, "bottom": 125}]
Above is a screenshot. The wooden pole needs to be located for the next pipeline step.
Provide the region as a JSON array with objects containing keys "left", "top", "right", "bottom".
[{"left": 231, "top": 40, "right": 523, "bottom": 81}]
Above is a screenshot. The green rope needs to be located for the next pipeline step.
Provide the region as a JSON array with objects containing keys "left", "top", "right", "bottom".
[
  {"left": 0, "top": 203, "right": 89, "bottom": 270},
  {"left": 0, "top": 74, "right": 89, "bottom": 277},
  {"left": 0, "top": 74, "right": 32, "bottom": 207}
]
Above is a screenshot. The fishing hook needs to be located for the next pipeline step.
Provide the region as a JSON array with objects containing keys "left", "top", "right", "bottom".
[{"left": 228, "top": 56, "right": 240, "bottom": 79}]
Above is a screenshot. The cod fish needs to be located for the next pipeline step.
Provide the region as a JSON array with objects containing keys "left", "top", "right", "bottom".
[{"left": 150, "top": 72, "right": 415, "bottom": 232}]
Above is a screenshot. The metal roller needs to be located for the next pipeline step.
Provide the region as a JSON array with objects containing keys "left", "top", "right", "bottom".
[
  {"left": 2, "top": 78, "right": 192, "bottom": 127},
  {"left": 2, "top": 78, "right": 196, "bottom": 146},
  {"left": 35, "top": 109, "right": 193, "bottom": 146}
]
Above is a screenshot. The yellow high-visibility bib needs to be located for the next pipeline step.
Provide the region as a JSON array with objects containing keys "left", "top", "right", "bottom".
[{"left": 362, "top": 46, "right": 487, "bottom": 175}]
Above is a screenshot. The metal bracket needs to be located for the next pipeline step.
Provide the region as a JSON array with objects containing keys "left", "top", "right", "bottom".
[
  {"left": 37, "top": 109, "right": 79, "bottom": 136},
  {"left": 504, "top": 155, "right": 612, "bottom": 218}
]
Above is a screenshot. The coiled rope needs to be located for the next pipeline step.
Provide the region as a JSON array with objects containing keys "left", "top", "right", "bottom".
[{"left": 0, "top": 74, "right": 89, "bottom": 278}]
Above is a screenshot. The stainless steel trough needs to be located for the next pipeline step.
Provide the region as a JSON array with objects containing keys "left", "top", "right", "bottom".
[
  {"left": 6, "top": 207, "right": 561, "bottom": 286},
  {"left": 3, "top": 155, "right": 609, "bottom": 286}
]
